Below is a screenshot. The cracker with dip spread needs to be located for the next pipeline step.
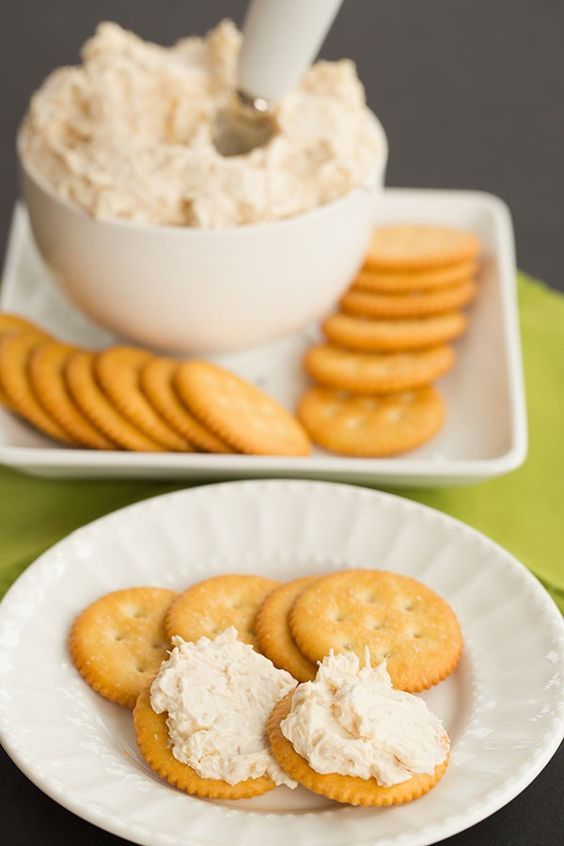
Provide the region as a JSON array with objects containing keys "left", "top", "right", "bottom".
[
  {"left": 135, "top": 628, "right": 296, "bottom": 799},
  {"left": 268, "top": 653, "right": 450, "bottom": 806},
  {"left": 68, "top": 568, "right": 463, "bottom": 805}
]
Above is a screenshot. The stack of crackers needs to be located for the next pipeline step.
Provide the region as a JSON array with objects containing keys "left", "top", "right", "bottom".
[
  {"left": 299, "top": 224, "right": 481, "bottom": 456},
  {"left": 0, "top": 314, "right": 310, "bottom": 456},
  {"left": 70, "top": 569, "right": 463, "bottom": 806}
]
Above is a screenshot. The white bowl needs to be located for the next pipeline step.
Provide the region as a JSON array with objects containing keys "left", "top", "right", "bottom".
[{"left": 18, "top": 121, "right": 387, "bottom": 354}]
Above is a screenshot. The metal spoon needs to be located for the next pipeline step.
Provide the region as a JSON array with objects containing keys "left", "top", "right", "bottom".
[{"left": 213, "top": 0, "right": 344, "bottom": 157}]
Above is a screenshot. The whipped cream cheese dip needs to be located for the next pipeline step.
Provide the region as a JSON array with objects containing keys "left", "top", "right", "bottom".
[
  {"left": 20, "top": 20, "right": 382, "bottom": 228},
  {"left": 281, "top": 651, "right": 450, "bottom": 787},
  {"left": 150, "top": 628, "right": 297, "bottom": 786}
]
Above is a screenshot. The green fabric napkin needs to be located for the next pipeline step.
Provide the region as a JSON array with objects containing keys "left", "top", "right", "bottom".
[
  {"left": 388, "top": 274, "right": 564, "bottom": 610},
  {"left": 0, "top": 273, "right": 563, "bottom": 609}
]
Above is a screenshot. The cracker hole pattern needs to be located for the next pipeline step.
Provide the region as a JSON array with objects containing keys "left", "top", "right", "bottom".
[
  {"left": 386, "top": 409, "right": 405, "bottom": 423},
  {"left": 357, "top": 590, "right": 374, "bottom": 603},
  {"left": 345, "top": 416, "right": 363, "bottom": 430},
  {"left": 322, "top": 404, "right": 339, "bottom": 418},
  {"left": 131, "top": 607, "right": 148, "bottom": 619},
  {"left": 401, "top": 391, "right": 416, "bottom": 404}
]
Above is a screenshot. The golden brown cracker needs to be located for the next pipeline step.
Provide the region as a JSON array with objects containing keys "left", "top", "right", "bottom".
[
  {"left": 298, "top": 387, "right": 445, "bottom": 457},
  {"left": 30, "top": 341, "right": 117, "bottom": 450},
  {"left": 140, "top": 357, "right": 231, "bottom": 453},
  {"left": 268, "top": 691, "right": 449, "bottom": 806},
  {"left": 322, "top": 311, "right": 468, "bottom": 353},
  {"left": 365, "top": 225, "right": 481, "bottom": 271},
  {"left": 0, "top": 332, "right": 76, "bottom": 443},
  {"left": 65, "top": 351, "right": 164, "bottom": 452},
  {"left": 134, "top": 683, "right": 275, "bottom": 799},
  {"left": 166, "top": 574, "right": 280, "bottom": 648},
  {"left": 0, "top": 313, "right": 52, "bottom": 341},
  {"left": 95, "top": 347, "right": 191, "bottom": 451},
  {"left": 354, "top": 260, "right": 477, "bottom": 293},
  {"left": 175, "top": 360, "right": 311, "bottom": 456},
  {"left": 0, "top": 384, "right": 10, "bottom": 409},
  {"left": 289, "top": 570, "right": 462, "bottom": 691},
  {"left": 69, "top": 587, "right": 177, "bottom": 709},
  {"left": 304, "top": 344, "right": 454, "bottom": 393},
  {"left": 0, "top": 316, "right": 52, "bottom": 409},
  {"left": 341, "top": 280, "right": 478, "bottom": 319},
  {"left": 255, "top": 577, "right": 319, "bottom": 682}
]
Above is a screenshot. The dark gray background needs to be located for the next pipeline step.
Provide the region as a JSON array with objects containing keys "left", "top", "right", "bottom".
[{"left": 0, "top": 2, "right": 562, "bottom": 845}]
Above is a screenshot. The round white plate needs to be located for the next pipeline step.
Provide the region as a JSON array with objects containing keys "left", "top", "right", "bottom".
[{"left": 0, "top": 480, "right": 562, "bottom": 846}]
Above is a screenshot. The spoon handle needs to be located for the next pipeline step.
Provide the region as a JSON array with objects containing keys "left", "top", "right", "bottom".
[{"left": 238, "top": 0, "right": 344, "bottom": 104}]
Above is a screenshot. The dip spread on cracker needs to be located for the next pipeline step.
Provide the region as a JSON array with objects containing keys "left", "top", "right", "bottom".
[
  {"left": 280, "top": 651, "right": 449, "bottom": 786},
  {"left": 69, "top": 567, "right": 462, "bottom": 805},
  {"left": 150, "top": 628, "right": 297, "bottom": 786}
]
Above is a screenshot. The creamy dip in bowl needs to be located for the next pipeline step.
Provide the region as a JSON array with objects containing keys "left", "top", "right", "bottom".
[{"left": 18, "top": 20, "right": 387, "bottom": 353}]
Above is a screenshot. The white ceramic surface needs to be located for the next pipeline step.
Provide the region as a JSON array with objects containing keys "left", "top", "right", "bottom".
[
  {"left": 19, "top": 114, "right": 387, "bottom": 354},
  {"left": 238, "top": 0, "right": 343, "bottom": 102},
  {"left": 0, "top": 190, "right": 527, "bottom": 485},
  {"left": 0, "top": 481, "right": 562, "bottom": 846}
]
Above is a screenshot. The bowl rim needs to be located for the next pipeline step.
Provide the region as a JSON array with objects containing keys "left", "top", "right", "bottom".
[{"left": 17, "top": 111, "right": 388, "bottom": 238}]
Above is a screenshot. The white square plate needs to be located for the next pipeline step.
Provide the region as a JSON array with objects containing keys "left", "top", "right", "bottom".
[
  {"left": 0, "top": 190, "right": 527, "bottom": 485},
  {"left": 0, "top": 481, "right": 562, "bottom": 846}
]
